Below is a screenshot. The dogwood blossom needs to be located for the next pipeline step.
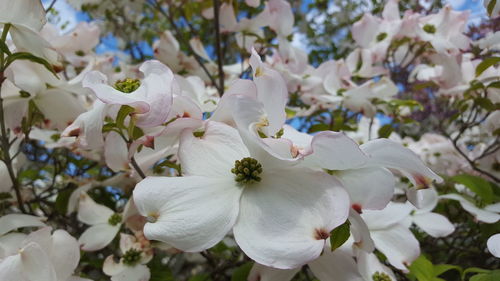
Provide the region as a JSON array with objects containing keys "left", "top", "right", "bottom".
[{"left": 134, "top": 121, "right": 349, "bottom": 269}]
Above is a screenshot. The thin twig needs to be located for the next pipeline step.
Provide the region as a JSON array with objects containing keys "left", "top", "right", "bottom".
[
  {"left": 45, "top": 0, "right": 58, "bottom": 12},
  {"left": 152, "top": 0, "right": 221, "bottom": 93},
  {"left": 213, "top": 0, "right": 225, "bottom": 96},
  {"left": 130, "top": 156, "right": 146, "bottom": 179},
  {"left": 0, "top": 72, "right": 27, "bottom": 213}
]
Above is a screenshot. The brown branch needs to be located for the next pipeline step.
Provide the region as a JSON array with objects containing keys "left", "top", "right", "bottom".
[
  {"left": 152, "top": 0, "right": 221, "bottom": 93},
  {"left": 131, "top": 156, "right": 146, "bottom": 179},
  {"left": 0, "top": 72, "right": 27, "bottom": 213},
  {"left": 213, "top": 0, "right": 225, "bottom": 96}
]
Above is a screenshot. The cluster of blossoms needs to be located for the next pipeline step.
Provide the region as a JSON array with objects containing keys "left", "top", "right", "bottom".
[{"left": 0, "top": 0, "right": 499, "bottom": 280}]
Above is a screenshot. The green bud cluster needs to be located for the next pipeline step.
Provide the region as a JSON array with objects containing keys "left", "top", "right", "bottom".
[
  {"left": 376, "top": 32, "right": 388, "bottom": 42},
  {"left": 108, "top": 213, "right": 122, "bottom": 226},
  {"left": 75, "top": 50, "right": 85, "bottom": 57},
  {"left": 231, "top": 157, "right": 263, "bottom": 184},
  {"left": 122, "top": 248, "right": 142, "bottom": 266},
  {"left": 372, "top": 272, "right": 392, "bottom": 281},
  {"left": 114, "top": 78, "right": 141, "bottom": 93},
  {"left": 423, "top": 24, "right": 436, "bottom": 34}
]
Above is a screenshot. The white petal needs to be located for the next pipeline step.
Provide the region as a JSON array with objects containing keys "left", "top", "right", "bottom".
[
  {"left": 361, "top": 139, "right": 442, "bottom": 188},
  {"left": 309, "top": 247, "right": 364, "bottom": 281},
  {"left": 361, "top": 202, "right": 413, "bottom": 230},
  {"left": 66, "top": 183, "right": 93, "bottom": 215},
  {"left": 0, "top": 214, "right": 45, "bottom": 236},
  {"left": 338, "top": 167, "right": 395, "bottom": 210},
  {"left": 0, "top": 233, "right": 26, "bottom": 256},
  {"left": 357, "top": 251, "right": 396, "bottom": 281},
  {"left": 103, "top": 255, "right": 126, "bottom": 276},
  {"left": 0, "top": 0, "right": 46, "bottom": 30},
  {"left": 10, "top": 26, "right": 60, "bottom": 65},
  {"left": 35, "top": 89, "right": 85, "bottom": 130},
  {"left": 119, "top": 233, "right": 137, "bottom": 254},
  {"left": 133, "top": 176, "right": 242, "bottom": 252},
  {"left": 178, "top": 121, "right": 249, "bottom": 178},
  {"left": 412, "top": 212, "right": 455, "bottom": 238},
  {"left": 349, "top": 209, "right": 375, "bottom": 253},
  {"left": 304, "top": 131, "right": 369, "bottom": 170},
  {"left": 371, "top": 224, "right": 420, "bottom": 271},
  {"left": 485, "top": 202, "right": 500, "bottom": 213},
  {"left": 234, "top": 168, "right": 350, "bottom": 269},
  {"left": 413, "top": 188, "right": 438, "bottom": 213},
  {"left": 250, "top": 48, "right": 287, "bottom": 135},
  {"left": 440, "top": 194, "right": 500, "bottom": 223},
  {"left": 248, "top": 263, "right": 299, "bottom": 281},
  {"left": 82, "top": 71, "right": 149, "bottom": 113},
  {"left": 0, "top": 254, "right": 28, "bottom": 281},
  {"left": 79, "top": 224, "right": 120, "bottom": 251},
  {"left": 111, "top": 264, "right": 150, "bottom": 281},
  {"left": 51, "top": 230, "right": 80, "bottom": 280},
  {"left": 210, "top": 79, "right": 257, "bottom": 125},
  {"left": 135, "top": 60, "right": 174, "bottom": 127},
  {"left": 487, "top": 234, "right": 500, "bottom": 258},
  {"left": 22, "top": 227, "right": 52, "bottom": 254},
  {"left": 77, "top": 193, "right": 115, "bottom": 225},
  {"left": 61, "top": 100, "right": 107, "bottom": 150},
  {"left": 104, "top": 131, "right": 130, "bottom": 172},
  {"left": 20, "top": 242, "right": 58, "bottom": 281}
]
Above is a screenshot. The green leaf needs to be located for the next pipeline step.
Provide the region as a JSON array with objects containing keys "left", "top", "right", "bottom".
[
  {"left": 378, "top": 124, "right": 394, "bottom": 138},
  {"left": 55, "top": 183, "right": 77, "bottom": 214},
  {"left": 451, "top": 174, "right": 494, "bottom": 204},
  {"left": 475, "top": 97, "right": 495, "bottom": 111},
  {"left": 309, "top": 123, "right": 329, "bottom": 133},
  {"left": 487, "top": 0, "right": 497, "bottom": 16},
  {"left": 389, "top": 99, "right": 424, "bottom": 110},
  {"left": 487, "top": 81, "right": 500, "bottom": 89},
  {"left": 188, "top": 274, "right": 211, "bottom": 281},
  {"left": 470, "top": 270, "right": 500, "bottom": 281},
  {"left": 149, "top": 256, "right": 174, "bottom": 281},
  {"left": 6, "top": 52, "right": 57, "bottom": 76},
  {"left": 433, "top": 264, "right": 462, "bottom": 276},
  {"left": 231, "top": 262, "right": 253, "bottom": 281},
  {"left": 462, "top": 267, "right": 490, "bottom": 279},
  {"left": 409, "top": 255, "right": 435, "bottom": 281},
  {"left": 475, "top": 57, "right": 500, "bottom": 77},
  {"left": 329, "top": 221, "right": 350, "bottom": 251},
  {"left": 116, "top": 105, "right": 135, "bottom": 129}
]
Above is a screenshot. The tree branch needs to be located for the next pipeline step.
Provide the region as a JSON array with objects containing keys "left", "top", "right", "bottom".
[{"left": 213, "top": 0, "right": 225, "bottom": 95}]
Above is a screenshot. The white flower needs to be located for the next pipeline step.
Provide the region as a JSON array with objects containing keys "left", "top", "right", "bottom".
[
  {"left": 0, "top": 0, "right": 59, "bottom": 65},
  {"left": 407, "top": 189, "right": 455, "bottom": 238},
  {"left": 361, "top": 202, "right": 420, "bottom": 271},
  {"left": 487, "top": 234, "right": 500, "bottom": 258},
  {"left": 247, "top": 242, "right": 396, "bottom": 281},
  {"left": 77, "top": 193, "right": 123, "bottom": 251},
  {"left": 439, "top": 193, "right": 500, "bottom": 224},
  {"left": 133, "top": 120, "right": 349, "bottom": 269},
  {"left": 83, "top": 60, "right": 175, "bottom": 128},
  {"left": 0, "top": 227, "right": 91, "bottom": 281},
  {"left": 103, "top": 233, "right": 152, "bottom": 281}
]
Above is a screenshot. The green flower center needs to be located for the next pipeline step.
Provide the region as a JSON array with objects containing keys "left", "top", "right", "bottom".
[
  {"left": 423, "top": 24, "right": 436, "bottom": 34},
  {"left": 372, "top": 271, "right": 391, "bottom": 281},
  {"left": 122, "top": 248, "right": 142, "bottom": 266},
  {"left": 114, "top": 78, "right": 141, "bottom": 93},
  {"left": 75, "top": 50, "right": 85, "bottom": 56},
  {"left": 108, "top": 213, "right": 122, "bottom": 226},
  {"left": 376, "top": 32, "right": 388, "bottom": 42},
  {"left": 231, "top": 157, "right": 263, "bottom": 184}
]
